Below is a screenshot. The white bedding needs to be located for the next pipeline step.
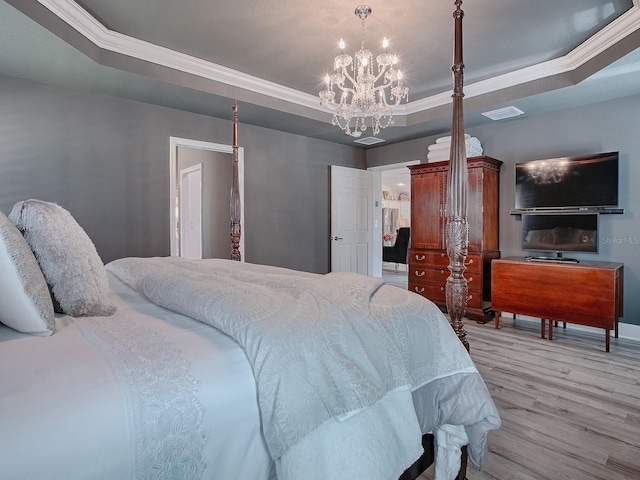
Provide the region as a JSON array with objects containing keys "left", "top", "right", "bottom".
[
  {"left": 0, "top": 261, "right": 500, "bottom": 480},
  {"left": 0, "top": 273, "right": 273, "bottom": 480}
]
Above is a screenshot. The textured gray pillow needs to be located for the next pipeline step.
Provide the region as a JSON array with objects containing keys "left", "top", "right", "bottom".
[
  {"left": 9, "top": 200, "right": 116, "bottom": 317},
  {"left": 0, "top": 211, "right": 55, "bottom": 335}
]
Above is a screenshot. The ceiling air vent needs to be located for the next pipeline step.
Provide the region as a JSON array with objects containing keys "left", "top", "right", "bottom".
[
  {"left": 353, "top": 136, "right": 385, "bottom": 146},
  {"left": 481, "top": 106, "right": 525, "bottom": 121}
]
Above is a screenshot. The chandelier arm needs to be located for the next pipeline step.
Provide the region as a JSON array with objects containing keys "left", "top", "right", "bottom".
[
  {"left": 333, "top": 85, "right": 357, "bottom": 100},
  {"left": 371, "top": 68, "right": 391, "bottom": 84},
  {"left": 337, "top": 69, "right": 359, "bottom": 89}
]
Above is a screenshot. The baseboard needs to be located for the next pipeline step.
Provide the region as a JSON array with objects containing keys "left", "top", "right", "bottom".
[{"left": 497, "top": 312, "right": 640, "bottom": 343}]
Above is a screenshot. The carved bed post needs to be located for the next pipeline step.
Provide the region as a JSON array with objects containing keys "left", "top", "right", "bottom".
[
  {"left": 230, "top": 101, "right": 242, "bottom": 261},
  {"left": 445, "top": 0, "right": 469, "bottom": 350}
]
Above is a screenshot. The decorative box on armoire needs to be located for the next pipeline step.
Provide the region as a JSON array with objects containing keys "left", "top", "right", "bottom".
[{"left": 408, "top": 156, "right": 502, "bottom": 321}]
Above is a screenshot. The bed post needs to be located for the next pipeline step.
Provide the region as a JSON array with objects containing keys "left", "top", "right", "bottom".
[
  {"left": 230, "top": 100, "right": 242, "bottom": 261},
  {"left": 445, "top": 0, "right": 470, "bottom": 350}
]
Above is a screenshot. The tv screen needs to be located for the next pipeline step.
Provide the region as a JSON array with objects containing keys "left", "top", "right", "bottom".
[
  {"left": 515, "top": 152, "right": 618, "bottom": 210},
  {"left": 522, "top": 213, "right": 598, "bottom": 254}
]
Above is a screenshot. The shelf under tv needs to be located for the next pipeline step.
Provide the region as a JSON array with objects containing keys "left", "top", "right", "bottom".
[
  {"left": 510, "top": 207, "right": 624, "bottom": 215},
  {"left": 524, "top": 255, "right": 579, "bottom": 264}
]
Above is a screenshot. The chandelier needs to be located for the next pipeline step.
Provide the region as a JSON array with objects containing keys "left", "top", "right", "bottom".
[{"left": 319, "top": 5, "right": 409, "bottom": 137}]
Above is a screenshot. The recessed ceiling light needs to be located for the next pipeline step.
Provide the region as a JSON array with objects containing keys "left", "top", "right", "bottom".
[
  {"left": 481, "top": 106, "right": 525, "bottom": 121},
  {"left": 353, "top": 136, "right": 386, "bottom": 146}
]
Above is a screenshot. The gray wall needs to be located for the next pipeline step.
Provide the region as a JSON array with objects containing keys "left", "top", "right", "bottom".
[
  {"left": 367, "top": 94, "right": 640, "bottom": 325},
  {"left": 0, "top": 74, "right": 365, "bottom": 274}
]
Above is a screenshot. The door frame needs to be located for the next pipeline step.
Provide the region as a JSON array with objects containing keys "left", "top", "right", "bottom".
[
  {"left": 368, "top": 160, "right": 420, "bottom": 277},
  {"left": 169, "top": 137, "right": 245, "bottom": 258}
]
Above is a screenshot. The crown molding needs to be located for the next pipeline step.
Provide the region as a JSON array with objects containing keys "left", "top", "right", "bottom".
[
  {"left": 37, "top": 0, "right": 640, "bottom": 120},
  {"left": 37, "top": 0, "right": 321, "bottom": 111}
]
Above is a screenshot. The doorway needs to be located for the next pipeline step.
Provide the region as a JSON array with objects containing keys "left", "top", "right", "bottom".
[
  {"left": 169, "top": 137, "right": 245, "bottom": 259},
  {"left": 369, "top": 160, "right": 418, "bottom": 283}
]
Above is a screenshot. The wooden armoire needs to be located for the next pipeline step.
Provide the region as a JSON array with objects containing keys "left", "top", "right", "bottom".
[{"left": 408, "top": 156, "right": 502, "bottom": 320}]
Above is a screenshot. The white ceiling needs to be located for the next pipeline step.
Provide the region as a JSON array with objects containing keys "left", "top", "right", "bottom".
[{"left": 2, "top": 0, "right": 640, "bottom": 147}]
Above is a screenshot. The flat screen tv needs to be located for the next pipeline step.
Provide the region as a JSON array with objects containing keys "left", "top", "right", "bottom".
[
  {"left": 521, "top": 213, "right": 599, "bottom": 257},
  {"left": 514, "top": 152, "right": 618, "bottom": 211}
]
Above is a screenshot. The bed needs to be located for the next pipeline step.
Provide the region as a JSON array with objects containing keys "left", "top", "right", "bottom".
[
  {"left": 0, "top": 253, "right": 500, "bottom": 480},
  {"left": 0, "top": 2, "right": 499, "bottom": 479}
]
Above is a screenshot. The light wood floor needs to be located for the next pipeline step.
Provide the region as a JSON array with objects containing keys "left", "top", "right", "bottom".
[{"left": 418, "top": 318, "right": 640, "bottom": 480}]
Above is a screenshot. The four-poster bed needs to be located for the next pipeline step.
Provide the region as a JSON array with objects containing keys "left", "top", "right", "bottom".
[
  {"left": 0, "top": 2, "right": 499, "bottom": 480},
  {"left": 226, "top": 1, "right": 481, "bottom": 478}
]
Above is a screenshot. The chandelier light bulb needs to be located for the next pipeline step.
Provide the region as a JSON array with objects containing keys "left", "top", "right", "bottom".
[{"left": 318, "top": 5, "right": 409, "bottom": 137}]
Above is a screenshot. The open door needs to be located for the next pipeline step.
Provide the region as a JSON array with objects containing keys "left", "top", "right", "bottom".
[{"left": 330, "top": 165, "right": 374, "bottom": 274}]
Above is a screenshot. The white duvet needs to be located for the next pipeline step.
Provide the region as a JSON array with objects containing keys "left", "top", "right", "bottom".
[{"left": 106, "top": 256, "right": 493, "bottom": 480}]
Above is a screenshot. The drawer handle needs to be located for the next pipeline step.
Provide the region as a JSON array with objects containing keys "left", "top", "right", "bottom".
[
  {"left": 440, "top": 269, "right": 445, "bottom": 275},
  {"left": 415, "top": 271, "right": 425, "bottom": 277},
  {"left": 414, "top": 287, "right": 425, "bottom": 293},
  {"left": 415, "top": 254, "right": 426, "bottom": 261},
  {"left": 440, "top": 286, "right": 444, "bottom": 291},
  {"left": 465, "top": 258, "right": 474, "bottom": 266},
  {"left": 468, "top": 276, "right": 473, "bottom": 283},
  {"left": 440, "top": 252, "right": 445, "bottom": 257},
  {"left": 468, "top": 294, "right": 473, "bottom": 301}
]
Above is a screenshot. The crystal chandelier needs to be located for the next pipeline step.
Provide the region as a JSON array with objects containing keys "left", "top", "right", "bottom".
[{"left": 319, "top": 5, "right": 409, "bottom": 137}]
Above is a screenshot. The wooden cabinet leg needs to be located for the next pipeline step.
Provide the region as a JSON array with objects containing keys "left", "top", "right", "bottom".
[
  {"left": 494, "top": 311, "right": 501, "bottom": 329},
  {"left": 541, "top": 319, "right": 546, "bottom": 339}
]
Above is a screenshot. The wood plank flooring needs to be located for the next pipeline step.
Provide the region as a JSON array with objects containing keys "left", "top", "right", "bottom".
[{"left": 418, "top": 318, "right": 640, "bottom": 480}]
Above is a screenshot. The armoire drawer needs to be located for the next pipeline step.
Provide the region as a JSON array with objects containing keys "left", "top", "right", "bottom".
[
  {"left": 409, "top": 266, "right": 481, "bottom": 288},
  {"left": 409, "top": 281, "right": 483, "bottom": 309},
  {"left": 409, "top": 250, "right": 482, "bottom": 273}
]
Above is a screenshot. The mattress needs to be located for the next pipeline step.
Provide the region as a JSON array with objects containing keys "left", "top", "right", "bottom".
[{"left": 0, "top": 272, "right": 499, "bottom": 480}]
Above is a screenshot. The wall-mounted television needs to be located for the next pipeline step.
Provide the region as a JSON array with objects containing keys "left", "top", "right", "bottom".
[
  {"left": 514, "top": 152, "right": 619, "bottom": 212},
  {"left": 522, "top": 213, "right": 599, "bottom": 259}
]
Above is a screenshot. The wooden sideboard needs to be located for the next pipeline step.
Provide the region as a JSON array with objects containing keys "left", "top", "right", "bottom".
[
  {"left": 408, "top": 157, "right": 502, "bottom": 320},
  {"left": 491, "top": 257, "right": 624, "bottom": 351}
]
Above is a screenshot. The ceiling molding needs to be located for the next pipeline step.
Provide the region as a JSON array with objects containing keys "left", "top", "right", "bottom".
[
  {"left": 37, "top": 0, "right": 322, "bottom": 111},
  {"left": 37, "top": 0, "right": 640, "bottom": 122}
]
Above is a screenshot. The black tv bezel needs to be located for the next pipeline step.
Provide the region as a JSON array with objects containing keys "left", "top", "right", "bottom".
[
  {"left": 521, "top": 212, "right": 600, "bottom": 255},
  {"left": 513, "top": 151, "right": 619, "bottom": 213}
]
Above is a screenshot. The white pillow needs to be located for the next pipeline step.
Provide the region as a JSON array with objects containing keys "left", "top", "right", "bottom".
[
  {"left": 0, "top": 211, "right": 55, "bottom": 335},
  {"left": 9, "top": 200, "right": 116, "bottom": 317}
]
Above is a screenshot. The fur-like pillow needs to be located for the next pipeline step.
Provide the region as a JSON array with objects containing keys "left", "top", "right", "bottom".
[
  {"left": 9, "top": 200, "right": 116, "bottom": 317},
  {"left": 0, "top": 211, "right": 55, "bottom": 335}
]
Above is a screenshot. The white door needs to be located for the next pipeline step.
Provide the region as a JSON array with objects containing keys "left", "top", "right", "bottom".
[
  {"left": 179, "top": 164, "right": 203, "bottom": 259},
  {"left": 330, "top": 165, "right": 373, "bottom": 274}
]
